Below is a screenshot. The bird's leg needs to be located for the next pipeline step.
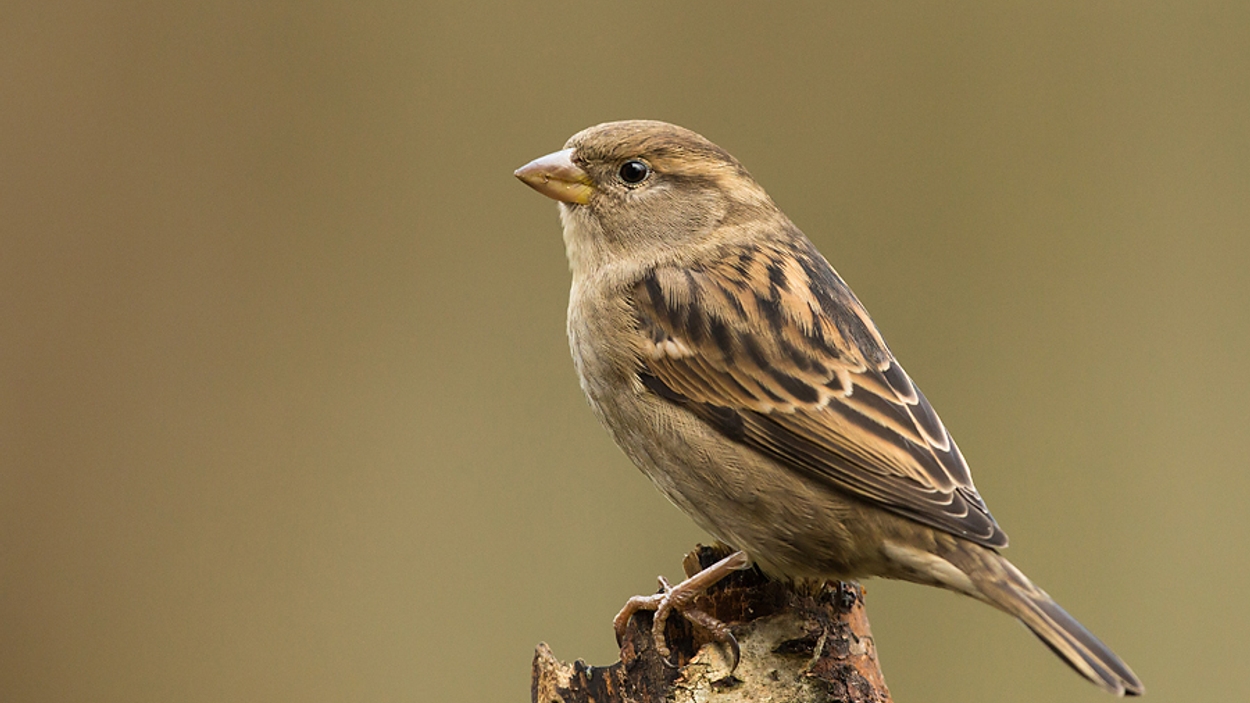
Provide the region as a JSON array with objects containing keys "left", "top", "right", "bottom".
[{"left": 613, "top": 550, "right": 751, "bottom": 667}]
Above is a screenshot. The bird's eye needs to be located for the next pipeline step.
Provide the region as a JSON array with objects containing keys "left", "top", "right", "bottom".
[{"left": 618, "top": 160, "right": 650, "bottom": 184}]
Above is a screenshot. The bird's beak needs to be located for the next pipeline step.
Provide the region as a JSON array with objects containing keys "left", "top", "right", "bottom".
[{"left": 514, "top": 148, "right": 593, "bottom": 205}]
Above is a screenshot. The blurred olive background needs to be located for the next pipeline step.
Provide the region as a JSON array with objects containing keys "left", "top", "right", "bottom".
[{"left": 3, "top": 2, "right": 1247, "bottom": 701}]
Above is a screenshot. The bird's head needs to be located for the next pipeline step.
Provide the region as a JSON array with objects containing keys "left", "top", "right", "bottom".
[{"left": 516, "top": 120, "right": 780, "bottom": 276}]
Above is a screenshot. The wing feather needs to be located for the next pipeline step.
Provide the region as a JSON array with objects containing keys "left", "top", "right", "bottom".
[{"left": 633, "top": 235, "right": 1006, "bottom": 548}]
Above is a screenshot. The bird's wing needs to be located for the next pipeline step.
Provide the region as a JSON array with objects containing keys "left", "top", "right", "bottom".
[{"left": 632, "top": 236, "right": 1007, "bottom": 548}]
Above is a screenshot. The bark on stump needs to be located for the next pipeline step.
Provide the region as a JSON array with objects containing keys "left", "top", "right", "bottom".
[{"left": 532, "top": 545, "right": 893, "bottom": 703}]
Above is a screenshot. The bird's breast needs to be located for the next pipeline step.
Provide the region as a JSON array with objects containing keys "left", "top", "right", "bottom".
[{"left": 566, "top": 281, "right": 640, "bottom": 417}]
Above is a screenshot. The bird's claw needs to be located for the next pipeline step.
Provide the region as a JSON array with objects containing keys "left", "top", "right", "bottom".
[
  {"left": 612, "top": 578, "right": 671, "bottom": 647},
  {"left": 682, "top": 606, "right": 741, "bottom": 670},
  {"left": 612, "top": 551, "right": 750, "bottom": 670}
]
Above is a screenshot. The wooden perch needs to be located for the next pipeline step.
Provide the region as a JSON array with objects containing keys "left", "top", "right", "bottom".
[{"left": 532, "top": 545, "right": 893, "bottom": 703}]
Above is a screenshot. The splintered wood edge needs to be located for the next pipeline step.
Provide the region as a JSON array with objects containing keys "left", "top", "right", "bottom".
[{"left": 531, "top": 545, "right": 893, "bottom": 703}]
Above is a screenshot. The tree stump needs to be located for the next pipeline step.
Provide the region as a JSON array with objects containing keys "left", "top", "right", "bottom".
[{"left": 532, "top": 545, "right": 893, "bottom": 703}]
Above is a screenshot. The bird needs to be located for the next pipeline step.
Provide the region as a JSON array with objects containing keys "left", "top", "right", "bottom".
[{"left": 514, "top": 120, "right": 1143, "bottom": 696}]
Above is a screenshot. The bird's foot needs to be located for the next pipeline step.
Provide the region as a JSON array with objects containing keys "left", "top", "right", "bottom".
[{"left": 613, "top": 550, "right": 750, "bottom": 669}]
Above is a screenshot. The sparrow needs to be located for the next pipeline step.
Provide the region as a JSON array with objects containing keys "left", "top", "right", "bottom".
[{"left": 515, "top": 120, "right": 1143, "bottom": 696}]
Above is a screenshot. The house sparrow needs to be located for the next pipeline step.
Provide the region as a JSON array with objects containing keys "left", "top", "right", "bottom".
[{"left": 515, "top": 120, "right": 1143, "bottom": 696}]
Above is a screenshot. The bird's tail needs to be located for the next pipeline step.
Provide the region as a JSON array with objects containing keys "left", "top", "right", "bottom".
[{"left": 939, "top": 542, "right": 1145, "bottom": 696}]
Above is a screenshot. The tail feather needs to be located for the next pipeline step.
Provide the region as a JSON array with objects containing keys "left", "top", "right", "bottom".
[
  {"left": 1006, "top": 577, "right": 1143, "bottom": 695},
  {"left": 942, "top": 544, "right": 1145, "bottom": 696}
]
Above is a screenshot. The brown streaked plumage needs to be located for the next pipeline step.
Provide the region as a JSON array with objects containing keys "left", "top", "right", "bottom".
[{"left": 515, "top": 120, "right": 1143, "bottom": 696}]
